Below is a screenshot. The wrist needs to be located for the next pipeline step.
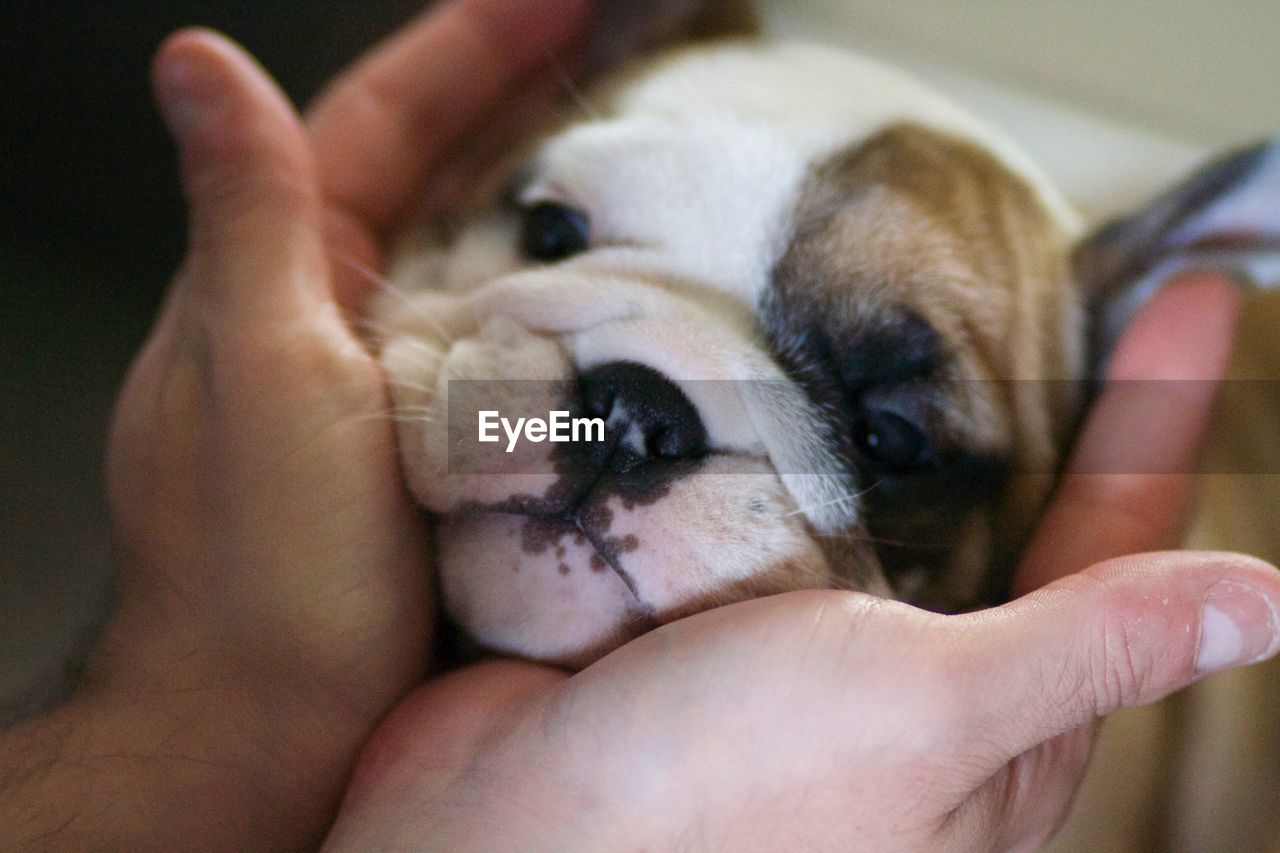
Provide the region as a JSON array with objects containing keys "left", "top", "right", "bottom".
[
  {"left": 2, "top": 591, "right": 377, "bottom": 850},
  {"left": 91, "top": 576, "right": 418, "bottom": 776},
  {"left": 0, "top": 677, "right": 349, "bottom": 850}
]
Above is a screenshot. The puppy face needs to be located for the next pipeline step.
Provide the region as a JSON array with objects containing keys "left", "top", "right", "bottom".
[{"left": 372, "top": 43, "right": 1087, "bottom": 666}]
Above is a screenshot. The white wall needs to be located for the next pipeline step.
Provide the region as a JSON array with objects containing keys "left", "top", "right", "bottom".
[
  {"left": 760, "top": 0, "right": 1280, "bottom": 148},
  {"left": 757, "top": 0, "right": 1278, "bottom": 218}
]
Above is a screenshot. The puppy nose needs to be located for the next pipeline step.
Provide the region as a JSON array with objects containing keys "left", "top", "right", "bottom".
[{"left": 578, "top": 361, "right": 707, "bottom": 463}]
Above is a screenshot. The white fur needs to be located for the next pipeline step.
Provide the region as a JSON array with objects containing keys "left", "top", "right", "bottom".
[{"left": 375, "top": 42, "right": 1079, "bottom": 663}]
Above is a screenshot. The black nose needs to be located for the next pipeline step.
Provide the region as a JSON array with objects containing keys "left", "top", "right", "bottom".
[{"left": 577, "top": 361, "right": 707, "bottom": 465}]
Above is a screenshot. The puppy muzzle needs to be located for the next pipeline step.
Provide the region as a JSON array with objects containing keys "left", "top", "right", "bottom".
[{"left": 375, "top": 268, "right": 865, "bottom": 664}]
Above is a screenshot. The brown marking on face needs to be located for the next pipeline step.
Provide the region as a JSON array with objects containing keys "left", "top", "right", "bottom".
[
  {"left": 513, "top": 489, "right": 663, "bottom": 574},
  {"left": 765, "top": 122, "right": 1088, "bottom": 607},
  {"left": 578, "top": 502, "right": 643, "bottom": 571},
  {"left": 490, "top": 368, "right": 713, "bottom": 578},
  {"left": 520, "top": 516, "right": 579, "bottom": 556},
  {"left": 781, "top": 123, "right": 1083, "bottom": 388}
]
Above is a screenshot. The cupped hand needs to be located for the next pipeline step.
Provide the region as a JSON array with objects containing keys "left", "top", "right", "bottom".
[
  {"left": 322, "top": 277, "right": 1280, "bottom": 851},
  {"left": 11, "top": 2, "right": 596, "bottom": 848}
]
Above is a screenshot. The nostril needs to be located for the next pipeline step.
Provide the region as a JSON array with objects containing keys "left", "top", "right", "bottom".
[
  {"left": 648, "top": 425, "right": 697, "bottom": 460},
  {"left": 577, "top": 361, "right": 707, "bottom": 463},
  {"left": 583, "top": 382, "right": 614, "bottom": 420}
]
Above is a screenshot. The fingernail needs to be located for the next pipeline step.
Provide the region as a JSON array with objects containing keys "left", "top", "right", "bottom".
[
  {"left": 154, "top": 47, "right": 223, "bottom": 137},
  {"left": 1196, "top": 581, "right": 1278, "bottom": 673}
]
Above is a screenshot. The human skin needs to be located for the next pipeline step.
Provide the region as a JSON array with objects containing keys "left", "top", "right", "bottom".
[
  {"left": 0, "top": 2, "right": 595, "bottom": 848},
  {"left": 1, "top": 2, "right": 1276, "bottom": 850},
  {"left": 321, "top": 277, "right": 1280, "bottom": 852}
]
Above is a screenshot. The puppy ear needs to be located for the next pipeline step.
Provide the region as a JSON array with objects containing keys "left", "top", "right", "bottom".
[
  {"left": 1075, "top": 138, "right": 1280, "bottom": 375},
  {"left": 582, "top": 0, "right": 760, "bottom": 74}
]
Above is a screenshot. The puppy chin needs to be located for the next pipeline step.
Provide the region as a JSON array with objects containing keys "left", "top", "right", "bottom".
[
  {"left": 437, "top": 513, "right": 647, "bottom": 667},
  {"left": 436, "top": 455, "right": 835, "bottom": 667}
]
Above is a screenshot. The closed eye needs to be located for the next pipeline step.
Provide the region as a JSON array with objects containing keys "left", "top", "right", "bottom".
[
  {"left": 520, "top": 201, "right": 591, "bottom": 262},
  {"left": 852, "top": 406, "right": 933, "bottom": 474}
]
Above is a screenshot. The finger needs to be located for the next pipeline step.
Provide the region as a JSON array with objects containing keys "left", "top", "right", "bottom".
[
  {"left": 154, "top": 28, "right": 328, "bottom": 313},
  {"left": 306, "top": 0, "right": 595, "bottom": 233},
  {"left": 964, "top": 550, "right": 1280, "bottom": 764},
  {"left": 325, "top": 66, "right": 571, "bottom": 316},
  {"left": 416, "top": 66, "right": 580, "bottom": 221},
  {"left": 1014, "top": 273, "right": 1240, "bottom": 594}
]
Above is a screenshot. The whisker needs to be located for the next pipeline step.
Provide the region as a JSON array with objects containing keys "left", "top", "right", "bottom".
[
  {"left": 339, "top": 410, "right": 436, "bottom": 427},
  {"left": 390, "top": 405, "right": 436, "bottom": 416},
  {"left": 333, "top": 402, "right": 438, "bottom": 421},
  {"left": 386, "top": 377, "right": 431, "bottom": 394},
  {"left": 354, "top": 316, "right": 447, "bottom": 361},
  {"left": 547, "top": 54, "right": 601, "bottom": 120},
  {"left": 382, "top": 338, "right": 447, "bottom": 369},
  {"left": 783, "top": 480, "right": 881, "bottom": 518},
  {"left": 308, "top": 374, "right": 436, "bottom": 399},
  {"left": 354, "top": 317, "right": 400, "bottom": 339},
  {"left": 336, "top": 252, "right": 453, "bottom": 342},
  {"left": 812, "top": 531, "right": 918, "bottom": 550}
]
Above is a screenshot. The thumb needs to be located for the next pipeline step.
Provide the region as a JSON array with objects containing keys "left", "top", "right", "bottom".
[
  {"left": 965, "top": 551, "right": 1280, "bottom": 763},
  {"left": 153, "top": 29, "right": 328, "bottom": 314}
]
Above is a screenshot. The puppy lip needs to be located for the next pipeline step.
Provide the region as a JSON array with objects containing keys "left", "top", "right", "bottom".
[
  {"left": 442, "top": 500, "right": 657, "bottom": 615},
  {"left": 576, "top": 521, "right": 646, "bottom": 605},
  {"left": 553, "top": 507, "right": 652, "bottom": 615}
]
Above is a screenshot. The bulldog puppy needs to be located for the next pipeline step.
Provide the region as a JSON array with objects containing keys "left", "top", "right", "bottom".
[{"left": 369, "top": 8, "right": 1278, "bottom": 669}]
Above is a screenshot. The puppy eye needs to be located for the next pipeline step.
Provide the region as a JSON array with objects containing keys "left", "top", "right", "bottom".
[
  {"left": 853, "top": 409, "right": 932, "bottom": 474},
  {"left": 520, "top": 201, "right": 590, "bottom": 262}
]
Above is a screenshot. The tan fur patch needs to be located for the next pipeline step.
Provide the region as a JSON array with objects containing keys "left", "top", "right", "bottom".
[{"left": 771, "top": 123, "right": 1089, "bottom": 603}]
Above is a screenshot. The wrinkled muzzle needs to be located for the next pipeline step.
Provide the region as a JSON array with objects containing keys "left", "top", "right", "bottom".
[{"left": 373, "top": 270, "right": 879, "bottom": 666}]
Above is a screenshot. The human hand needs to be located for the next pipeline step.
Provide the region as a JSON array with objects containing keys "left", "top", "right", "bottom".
[
  {"left": 322, "top": 275, "right": 1280, "bottom": 851},
  {"left": 0, "top": 2, "right": 596, "bottom": 848}
]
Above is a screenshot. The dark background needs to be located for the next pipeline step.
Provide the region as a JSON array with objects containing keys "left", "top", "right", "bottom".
[{"left": 0, "top": 1, "right": 427, "bottom": 714}]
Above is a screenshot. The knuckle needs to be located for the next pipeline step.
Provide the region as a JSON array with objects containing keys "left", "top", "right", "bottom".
[
  {"left": 1044, "top": 572, "right": 1158, "bottom": 714},
  {"left": 1083, "top": 591, "right": 1162, "bottom": 713}
]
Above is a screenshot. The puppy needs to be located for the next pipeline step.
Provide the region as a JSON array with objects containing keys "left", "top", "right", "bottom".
[
  {"left": 367, "top": 3, "right": 1280, "bottom": 844},
  {"left": 368, "top": 4, "right": 1277, "bottom": 671}
]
